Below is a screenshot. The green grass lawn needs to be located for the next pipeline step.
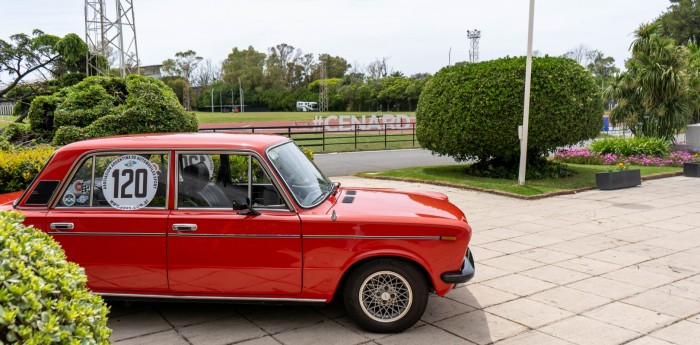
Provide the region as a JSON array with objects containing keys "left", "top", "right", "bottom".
[
  {"left": 359, "top": 163, "right": 682, "bottom": 197},
  {"left": 0, "top": 116, "right": 18, "bottom": 130},
  {"left": 195, "top": 111, "right": 415, "bottom": 124}
]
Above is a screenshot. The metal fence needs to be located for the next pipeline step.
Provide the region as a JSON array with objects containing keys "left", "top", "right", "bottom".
[
  {"left": 0, "top": 102, "right": 14, "bottom": 116},
  {"left": 201, "top": 122, "right": 417, "bottom": 151}
]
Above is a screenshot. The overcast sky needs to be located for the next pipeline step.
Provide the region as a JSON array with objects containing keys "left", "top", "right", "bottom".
[{"left": 1, "top": 0, "right": 672, "bottom": 76}]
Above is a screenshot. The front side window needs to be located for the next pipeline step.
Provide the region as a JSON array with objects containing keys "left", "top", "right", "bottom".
[
  {"left": 177, "top": 153, "right": 286, "bottom": 209},
  {"left": 58, "top": 153, "right": 169, "bottom": 209},
  {"left": 267, "top": 142, "right": 332, "bottom": 208}
]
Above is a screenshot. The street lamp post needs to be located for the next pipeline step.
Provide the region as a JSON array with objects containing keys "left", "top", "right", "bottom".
[
  {"left": 518, "top": 0, "right": 536, "bottom": 186},
  {"left": 210, "top": 89, "right": 214, "bottom": 113}
]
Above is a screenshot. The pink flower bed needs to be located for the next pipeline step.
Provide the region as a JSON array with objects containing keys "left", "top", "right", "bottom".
[{"left": 554, "top": 148, "right": 696, "bottom": 167}]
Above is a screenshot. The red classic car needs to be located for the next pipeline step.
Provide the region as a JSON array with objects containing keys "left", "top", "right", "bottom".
[{"left": 0, "top": 133, "right": 474, "bottom": 333}]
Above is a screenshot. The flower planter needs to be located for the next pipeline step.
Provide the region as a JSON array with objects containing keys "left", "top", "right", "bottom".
[
  {"left": 595, "top": 169, "right": 641, "bottom": 190},
  {"left": 683, "top": 162, "right": 700, "bottom": 177}
]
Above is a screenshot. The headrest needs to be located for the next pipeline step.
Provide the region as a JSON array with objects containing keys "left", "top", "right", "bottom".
[{"left": 183, "top": 162, "right": 210, "bottom": 181}]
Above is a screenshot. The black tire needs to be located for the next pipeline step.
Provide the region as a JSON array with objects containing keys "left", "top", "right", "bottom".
[{"left": 343, "top": 259, "right": 428, "bottom": 333}]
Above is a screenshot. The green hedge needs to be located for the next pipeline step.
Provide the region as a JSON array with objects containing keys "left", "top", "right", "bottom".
[
  {"left": 589, "top": 137, "right": 670, "bottom": 157},
  {"left": 416, "top": 57, "right": 603, "bottom": 164},
  {"left": 0, "top": 211, "right": 111, "bottom": 344},
  {"left": 0, "top": 146, "right": 55, "bottom": 194}
]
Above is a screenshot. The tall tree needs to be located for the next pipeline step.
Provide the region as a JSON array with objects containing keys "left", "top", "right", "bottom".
[
  {"left": 562, "top": 44, "right": 597, "bottom": 66},
  {"left": 222, "top": 46, "right": 266, "bottom": 92},
  {"left": 0, "top": 30, "right": 87, "bottom": 99},
  {"left": 658, "top": 0, "right": 700, "bottom": 45},
  {"left": 586, "top": 51, "right": 619, "bottom": 87},
  {"left": 605, "top": 22, "right": 693, "bottom": 139},
  {"left": 162, "top": 50, "right": 203, "bottom": 110}
]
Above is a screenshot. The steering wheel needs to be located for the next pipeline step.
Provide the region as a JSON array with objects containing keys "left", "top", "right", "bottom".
[{"left": 300, "top": 189, "right": 323, "bottom": 206}]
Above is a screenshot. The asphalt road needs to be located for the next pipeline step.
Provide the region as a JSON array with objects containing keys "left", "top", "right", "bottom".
[{"left": 314, "top": 148, "right": 461, "bottom": 176}]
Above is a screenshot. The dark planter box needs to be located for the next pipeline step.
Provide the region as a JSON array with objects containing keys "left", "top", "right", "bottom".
[
  {"left": 683, "top": 162, "right": 700, "bottom": 177},
  {"left": 595, "top": 169, "right": 641, "bottom": 190}
]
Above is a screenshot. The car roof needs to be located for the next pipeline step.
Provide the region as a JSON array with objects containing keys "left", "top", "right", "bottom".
[{"left": 60, "top": 133, "right": 291, "bottom": 152}]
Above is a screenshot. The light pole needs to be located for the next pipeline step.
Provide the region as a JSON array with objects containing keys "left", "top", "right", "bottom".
[
  {"left": 518, "top": 0, "right": 536, "bottom": 186},
  {"left": 210, "top": 89, "right": 214, "bottom": 113},
  {"left": 238, "top": 77, "right": 244, "bottom": 113}
]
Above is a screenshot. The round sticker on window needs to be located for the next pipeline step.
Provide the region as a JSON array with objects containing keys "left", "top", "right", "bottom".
[{"left": 101, "top": 155, "right": 158, "bottom": 210}]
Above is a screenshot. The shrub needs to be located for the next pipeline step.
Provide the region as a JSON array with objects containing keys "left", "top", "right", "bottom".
[
  {"left": 553, "top": 147, "right": 695, "bottom": 167},
  {"left": 0, "top": 146, "right": 55, "bottom": 194},
  {"left": 465, "top": 157, "right": 574, "bottom": 180},
  {"left": 0, "top": 211, "right": 111, "bottom": 344},
  {"left": 416, "top": 56, "right": 603, "bottom": 170},
  {"left": 22, "top": 75, "right": 198, "bottom": 146},
  {"left": 0, "top": 123, "right": 39, "bottom": 146},
  {"left": 589, "top": 137, "right": 670, "bottom": 157}
]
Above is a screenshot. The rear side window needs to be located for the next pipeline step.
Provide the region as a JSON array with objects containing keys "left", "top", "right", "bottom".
[
  {"left": 25, "top": 181, "right": 60, "bottom": 205},
  {"left": 57, "top": 153, "right": 169, "bottom": 209}
]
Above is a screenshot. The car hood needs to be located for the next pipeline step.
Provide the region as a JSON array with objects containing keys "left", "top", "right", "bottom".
[
  {"left": 0, "top": 191, "right": 22, "bottom": 210},
  {"left": 328, "top": 187, "right": 466, "bottom": 222}
]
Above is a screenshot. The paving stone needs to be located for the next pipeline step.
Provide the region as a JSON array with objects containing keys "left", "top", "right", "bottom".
[
  {"left": 244, "top": 306, "right": 326, "bottom": 334},
  {"left": 448, "top": 284, "right": 518, "bottom": 309},
  {"left": 582, "top": 302, "right": 677, "bottom": 333},
  {"left": 520, "top": 265, "right": 591, "bottom": 285},
  {"left": 554, "top": 257, "right": 623, "bottom": 275},
  {"left": 530, "top": 286, "right": 612, "bottom": 313},
  {"left": 650, "top": 320, "right": 700, "bottom": 344},
  {"left": 539, "top": 316, "right": 639, "bottom": 345},
  {"left": 479, "top": 227, "right": 529, "bottom": 240},
  {"left": 495, "top": 330, "right": 575, "bottom": 345},
  {"left": 585, "top": 249, "right": 651, "bottom": 266},
  {"left": 467, "top": 246, "right": 504, "bottom": 261},
  {"left": 510, "top": 234, "right": 565, "bottom": 247},
  {"left": 657, "top": 279, "right": 700, "bottom": 301},
  {"left": 178, "top": 316, "right": 266, "bottom": 345},
  {"left": 567, "top": 277, "right": 646, "bottom": 300},
  {"left": 478, "top": 240, "right": 534, "bottom": 254},
  {"left": 481, "top": 274, "right": 556, "bottom": 297},
  {"left": 481, "top": 255, "right": 544, "bottom": 273},
  {"left": 108, "top": 310, "right": 172, "bottom": 342},
  {"left": 485, "top": 298, "right": 573, "bottom": 328},
  {"left": 513, "top": 248, "right": 577, "bottom": 264},
  {"left": 113, "top": 330, "right": 189, "bottom": 345},
  {"left": 274, "top": 320, "right": 369, "bottom": 345},
  {"left": 602, "top": 267, "right": 679, "bottom": 289},
  {"left": 624, "top": 290, "right": 700, "bottom": 318},
  {"left": 625, "top": 336, "right": 676, "bottom": 345},
  {"left": 376, "top": 324, "right": 472, "bottom": 345},
  {"left": 420, "top": 294, "right": 475, "bottom": 323},
  {"left": 157, "top": 303, "right": 237, "bottom": 328},
  {"left": 434, "top": 310, "right": 527, "bottom": 345},
  {"left": 464, "top": 262, "right": 509, "bottom": 284},
  {"left": 236, "top": 336, "right": 284, "bottom": 345}
]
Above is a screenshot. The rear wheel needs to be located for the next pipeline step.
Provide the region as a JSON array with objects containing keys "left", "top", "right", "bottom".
[{"left": 343, "top": 259, "right": 428, "bottom": 333}]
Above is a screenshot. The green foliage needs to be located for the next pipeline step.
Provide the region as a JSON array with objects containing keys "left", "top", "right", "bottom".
[
  {"left": 416, "top": 56, "right": 603, "bottom": 166},
  {"left": 0, "top": 145, "right": 54, "bottom": 193},
  {"left": 464, "top": 158, "right": 574, "bottom": 180},
  {"left": 20, "top": 74, "right": 198, "bottom": 145},
  {"left": 0, "top": 123, "right": 38, "bottom": 145},
  {"left": 605, "top": 22, "right": 694, "bottom": 139},
  {"left": 0, "top": 211, "right": 111, "bottom": 344},
  {"left": 658, "top": 0, "right": 700, "bottom": 45},
  {"left": 589, "top": 137, "right": 671, "bottom": 156}
]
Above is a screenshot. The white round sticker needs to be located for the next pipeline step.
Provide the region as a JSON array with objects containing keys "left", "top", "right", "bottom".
[
  {"left": 179, "top": 154, "right": 214, "bottom": 181},
  {"left": 101, "top": 155, "right": 158, "bottom": 210}
]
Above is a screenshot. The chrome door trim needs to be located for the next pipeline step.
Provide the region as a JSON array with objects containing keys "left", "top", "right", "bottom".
[{"left": 97, "top": 292, "right": 327, "bottom": 304}]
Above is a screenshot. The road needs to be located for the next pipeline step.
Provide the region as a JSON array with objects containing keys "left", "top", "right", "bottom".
[{"left": 314, "top": 148, "right": 461, "bottom": 176}]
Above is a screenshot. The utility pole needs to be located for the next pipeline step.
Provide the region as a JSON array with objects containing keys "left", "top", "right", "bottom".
[{"left": 518, "top": 0, "right": 536, "bottom": 186}]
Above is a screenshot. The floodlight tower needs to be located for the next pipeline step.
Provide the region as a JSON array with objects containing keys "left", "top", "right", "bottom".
[
  {"left": 84, "top": 0, "right": 140, "bottom": 77},
  {"left": 319, "top": 61, "right": 329, "bottom": 112},
  {"left": 467, "top": 29, "right": 481, "bottom": 63}
]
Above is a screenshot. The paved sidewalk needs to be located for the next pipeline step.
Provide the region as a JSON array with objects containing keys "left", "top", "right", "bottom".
[{"left": 108, "top": 176, "right": 700, "bottom": 345}]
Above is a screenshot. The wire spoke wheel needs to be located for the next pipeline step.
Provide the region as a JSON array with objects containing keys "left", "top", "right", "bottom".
[{"left": 359, "top": 271, "right": 413, "bottom": 323}]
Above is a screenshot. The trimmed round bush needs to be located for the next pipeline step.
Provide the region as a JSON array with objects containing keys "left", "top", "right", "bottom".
[
  {"left": 416, "top": 57, "right": 603, "bottom": 166},
  {"left": 0, "top": 211, "right": 111, "bottom": 344}
]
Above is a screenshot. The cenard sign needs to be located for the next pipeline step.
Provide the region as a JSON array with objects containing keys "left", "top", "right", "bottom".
[{"left": 320, "top": 114, "right": 414, "bottom": 131}]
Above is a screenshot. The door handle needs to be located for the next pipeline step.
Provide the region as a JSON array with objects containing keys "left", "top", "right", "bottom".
[
  {"left": 50, "top": 222, "right": 74, "bottom": 230},
  {"left": 172, "top": 224, "right": 198, "bottom": 232}
]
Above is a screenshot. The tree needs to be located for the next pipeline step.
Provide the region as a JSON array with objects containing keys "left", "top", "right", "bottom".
[
  {"left": 222, "top": 46, "right": 266, "bottom": 92},
  {"left": 417, "top": 56, "right": 603, "bottom": 178},
  {"left": 605, "top": 22, "right": 694, "bottom": 139},
  {"left": 586, "top": 51, "right": 620, "bottom": 88},
  {"left": 316, "top": 54, "right": 350, "bottom": 79},
  {"left": 162, "top": 50, "right": 203, "bottom": 110},
  {"left": 0, "top": 30, "right": 87, "bottom": 99},
  {"left": 658, "top": 0, "right": 700, "bottom": 45},
  {"left": 367, "top": 57, "right": 391, "bottom": 79},
  {"left": 561, "top": 44, "right": 597, "bottom": 66}
]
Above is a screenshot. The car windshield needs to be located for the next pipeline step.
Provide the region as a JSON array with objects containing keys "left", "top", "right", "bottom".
[{"left": 267, "top": 142, "right": 332, "bottom": 208}]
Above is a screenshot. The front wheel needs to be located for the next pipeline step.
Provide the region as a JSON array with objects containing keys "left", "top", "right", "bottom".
[{"left": 343, "top": 259, "right": 428, "bottom": 333}]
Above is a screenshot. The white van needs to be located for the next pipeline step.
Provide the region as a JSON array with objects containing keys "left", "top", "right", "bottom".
[{"left": 296, "top": 101, "right": 319, "bottom": 112}]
